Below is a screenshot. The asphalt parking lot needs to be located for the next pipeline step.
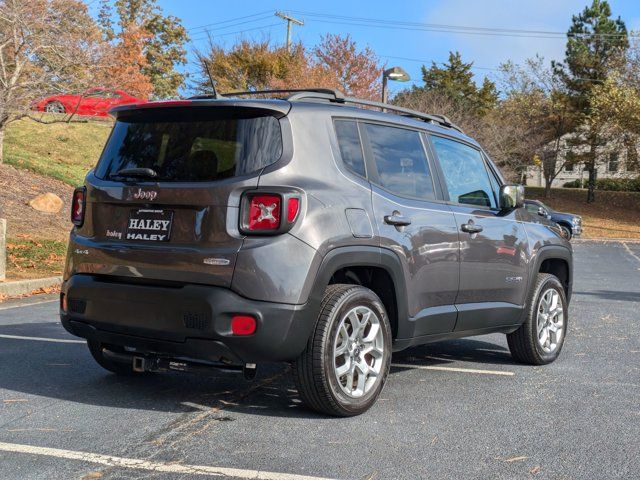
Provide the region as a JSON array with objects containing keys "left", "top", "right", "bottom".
[{"left": 0, "top": 240, "right": 638, "bottom": 480}]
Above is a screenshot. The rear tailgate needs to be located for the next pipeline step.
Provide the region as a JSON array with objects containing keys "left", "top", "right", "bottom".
[{"left": 68, "top": 102, "right": 289, "bottom": 286}]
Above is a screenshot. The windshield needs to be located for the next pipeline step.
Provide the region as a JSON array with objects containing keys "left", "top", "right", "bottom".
[{"left": 95, "top": 109, "right": 283, "bottom": 182}]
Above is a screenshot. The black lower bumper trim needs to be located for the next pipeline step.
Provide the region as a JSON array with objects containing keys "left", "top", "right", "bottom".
[{"left": 61, "top": 274, "right": 319, "bottom": 364}]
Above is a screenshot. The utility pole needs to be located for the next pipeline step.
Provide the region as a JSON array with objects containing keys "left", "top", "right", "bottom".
[{"left": 275, "top": 11, "right": 304, "bottom": 53}]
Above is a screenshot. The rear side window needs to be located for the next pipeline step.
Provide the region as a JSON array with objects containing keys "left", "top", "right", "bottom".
[
  {"left": 431, "top": 136, "right": 496, "bottom": 208},
  {"left": 334, "top": 120, "right": 366, "bottom": 177},
  {"left": 95, "top": 109, "right": 282, "bottom": 182},
  {"left": 364, "top": 123, "right": 435, "bottom": 200}
]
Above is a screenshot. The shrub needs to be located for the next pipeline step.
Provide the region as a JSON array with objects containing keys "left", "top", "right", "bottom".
[
  {"left": 563, "top": 177, "right": 640, "bottom": 192},
  {"left": 563, "top": 179, "right": 584, "bottom": 188}
]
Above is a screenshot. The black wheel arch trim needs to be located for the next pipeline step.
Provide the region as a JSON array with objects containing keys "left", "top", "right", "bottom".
[
  {"left": 530, "top": 244, "right": 573, "bottom": 303},
  {"left": 307, "top": 246, "right": 410, "bottom": 339}
]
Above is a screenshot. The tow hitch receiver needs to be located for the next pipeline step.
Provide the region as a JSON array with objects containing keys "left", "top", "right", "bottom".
[
  {"left": 103, "top": 347, "right": 257, "bottom": 378},
  {"left": 132, "top": 356, "right": 146, "bottom": 373}
]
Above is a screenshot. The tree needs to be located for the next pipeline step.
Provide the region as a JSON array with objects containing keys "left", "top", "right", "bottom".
[
  {"left": 590, "top": 74, "right": 640, "bottom": 136},
  {"left": 0, "top": 0, "right": 105, "bottom": 163},
  {"left": 553, "top": 0, "right": 628, "bottom": 202},
  {"left": 102, "top": 23, "right": 153, "bottom": 98},
  {"left": 313, "top": 34, "right": 382, "bottom": 100},
  {"left": 98, "top": 0, "right": 188, "bottom": 98},
  {"left": 499, "top": 57, "right": 576, "bottom": 197},
  {"left": 417, "top": 51, "right": 498, "bottom": 115},
  {"left": 194, "top": 35, "right": 381, "bottom": 97},
  {"left": 195, "top": 39, "right": 296, "bottom": 93}
]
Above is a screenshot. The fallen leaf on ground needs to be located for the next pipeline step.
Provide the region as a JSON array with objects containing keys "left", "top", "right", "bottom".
[
  {"left": 81, "top": 472, "right": 103, "bottom": 480},
  {"left": 505, "top": 456, "right": 528, "bottom": 463},
  {"left": 530, "top": 466, "right": 541, "bottom": 475}
]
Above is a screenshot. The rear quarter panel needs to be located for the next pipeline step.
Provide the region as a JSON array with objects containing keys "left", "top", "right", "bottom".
[{"left": 234, "top": 104, "right": 379, "bottom": 304}]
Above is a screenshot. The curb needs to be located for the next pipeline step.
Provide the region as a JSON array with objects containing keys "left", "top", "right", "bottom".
[
  {"left": 0, "top": 276, "right": 62, "bottom": 297},
  {"left": 573, "top": 238, "right": 640, "bottom": 243}
]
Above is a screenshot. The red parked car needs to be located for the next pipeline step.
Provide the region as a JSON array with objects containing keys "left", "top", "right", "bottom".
[{"left": 33, "top": 88, "right": 145, "bottom": 117}]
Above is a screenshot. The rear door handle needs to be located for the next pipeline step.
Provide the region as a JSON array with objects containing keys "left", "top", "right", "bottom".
[
  {"left": 461, "top": 223, "right": 483, "bottom": 234},
  {"left": 384, "top": 213, "right": 411, "bottom": 227}
]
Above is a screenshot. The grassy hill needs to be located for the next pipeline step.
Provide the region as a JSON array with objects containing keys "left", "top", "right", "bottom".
[{"left": 4, "top": 117, "right": 112, "bottom": 186}]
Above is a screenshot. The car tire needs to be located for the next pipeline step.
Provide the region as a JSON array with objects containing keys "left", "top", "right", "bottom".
[
  {"left": 44, "top": 101, "right": 66, "bottom": 114},
  {"left": 559, "top": 224, "right": 572, "bottom": 240},
  {"left": 293, "top": 284, "right": 392, "bottom": 417},
  {"left": 507, "top": 273, "right": 568, "bottom": 365},
  {"left": 87, "top": 340, "right": 141, "bottom": 376}
]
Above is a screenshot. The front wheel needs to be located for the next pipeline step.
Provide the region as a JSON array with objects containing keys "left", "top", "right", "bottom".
[
  {"left": 507, "top": 273, "right": 568, "bottom": 365},
  {"left": 44, "top": 101, "right": 66, "bottom": 114},
  {"left": 559, "top": 224, "right": 572, "bottom": 240},
  {"left": 293, "top": 284, "right": 392, "bottom": 416}
]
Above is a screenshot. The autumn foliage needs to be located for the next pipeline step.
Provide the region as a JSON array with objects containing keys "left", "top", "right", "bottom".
[
  {"left": 197, "top": 34, "right": 383, "bottom": 100},
  {"left": 99, "top": 24, "right": 154, "bottom": 99}
]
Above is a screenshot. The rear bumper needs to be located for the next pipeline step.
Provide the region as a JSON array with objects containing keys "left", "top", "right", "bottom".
[{"left": 60, "top": 274, "right": 317, "bottom": 364}]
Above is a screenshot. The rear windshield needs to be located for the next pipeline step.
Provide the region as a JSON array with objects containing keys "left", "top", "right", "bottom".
[{"left": 95, "top": 109, "right": 283, "bottom": 182}]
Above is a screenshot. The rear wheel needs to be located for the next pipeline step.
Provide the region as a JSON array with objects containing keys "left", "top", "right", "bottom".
[
  {"left": 87, "top": 340, "right": 141, "bottom": 376},
  {"left": 293, "top": 284, "right": 392, "bottom": 416},
  {"left": 44, "top": 101, "right": 66, "bottom": 114},
  {"left": 507, "top": 273, "right": 567, "bottom": 365}
]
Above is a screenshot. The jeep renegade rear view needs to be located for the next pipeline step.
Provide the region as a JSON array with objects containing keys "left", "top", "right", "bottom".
[{"left": 61, "top": 89, "right": 572, "bottom": 416}]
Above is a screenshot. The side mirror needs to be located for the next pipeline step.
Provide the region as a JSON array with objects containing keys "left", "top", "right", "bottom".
[{"left": 499, "top": 184, "right": 525, "bottom": 210}]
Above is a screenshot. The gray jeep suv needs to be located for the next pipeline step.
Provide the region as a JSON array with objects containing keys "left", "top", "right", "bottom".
[{"left": 60, "top": 89, "right": 572, "bottom": 416}]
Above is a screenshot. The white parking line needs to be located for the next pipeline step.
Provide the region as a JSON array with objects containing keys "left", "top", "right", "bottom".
[
  {"left": 0, "top": 334, "right": 84, "bottom": 344},
  {"left": 0, "top": 442, "right": 335, "bottom": 480},
  {"left": 391, "top": 363, "right": 514, "bottom": 376},
  {"left": 0, "top": 299, "right": 57, "bottom": 311},
  {"left": 622, "top": 242, "right": 640, "bottom": 265}
]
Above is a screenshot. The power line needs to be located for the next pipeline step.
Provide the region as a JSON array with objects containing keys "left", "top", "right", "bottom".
[
  {"left": 379, "top": 55, "right": 501, "bottom": 72},
  {"left": 288, "top": 10, "right": 638, "bottom": 39},
  {"left": 188, "top": 14, "right": 274, "bottom": 35},
  {"left": 186, "top": 10, "right": 274, "bottom": 34},
  {"left": 188, "top": 23, "right": 280, "bottom": 44}
]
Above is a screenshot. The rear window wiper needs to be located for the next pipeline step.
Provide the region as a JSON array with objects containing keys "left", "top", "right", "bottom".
[{"left": 110, "top": 167, "right": 158, "bottom": 180}]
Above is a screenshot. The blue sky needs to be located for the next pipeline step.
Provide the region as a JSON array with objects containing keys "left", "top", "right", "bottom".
[{"left": 88, "top": 0, "right": 640, "bottom": 96}]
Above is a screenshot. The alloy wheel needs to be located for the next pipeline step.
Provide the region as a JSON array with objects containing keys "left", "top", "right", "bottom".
[
  {"left": 333, "top": 306, "right": 385, "bottom": 398},
  {"left": 536, "top": 288, "right": 564, "bottom": 353}
]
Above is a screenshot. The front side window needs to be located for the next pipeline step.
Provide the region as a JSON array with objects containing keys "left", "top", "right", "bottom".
[
  {"left": 525, "top": 203, "right": 539, "bottom": 214},
  {"left": 334, "top": 120, "right": 366, "bottom": 177},
  {"left": 431, "top": 136, "right": 497, "bottom": 208},
  {"left": 365, "top": 123, "right": 435, "bottom": 200}
]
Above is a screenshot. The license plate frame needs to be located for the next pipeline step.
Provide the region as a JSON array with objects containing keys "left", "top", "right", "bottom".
[{"left": 126, "top": 209, "right": 174, "bottom": 242}]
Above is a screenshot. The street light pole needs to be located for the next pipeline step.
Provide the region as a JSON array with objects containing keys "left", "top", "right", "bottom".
[
  {"left": 381, "top": 66, "right": 410, "bottom": 109},
  {"left": 382, "top": 74, "right": 389, "bottom": 104},
  {"left": 275, "top": 11, "right": 304, "bottom": 53}
]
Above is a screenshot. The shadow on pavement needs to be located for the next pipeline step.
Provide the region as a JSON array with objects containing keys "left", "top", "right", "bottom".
[{"left": 0, "top": 321, "right": 514, "bottom": 419}]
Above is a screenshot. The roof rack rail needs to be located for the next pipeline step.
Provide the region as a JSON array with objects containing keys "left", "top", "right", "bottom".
[
  {"left": 191, "top": 88, "right": 344, "bottom": 100},
  {"left": 343, "top": 97, "right": 461, "bottom": 133},
  {"left": 285, "top": 90, "right": 462, "bottom": 133},
  {"left": 188, "top": 88, "right": 462, "bottom": 133}
]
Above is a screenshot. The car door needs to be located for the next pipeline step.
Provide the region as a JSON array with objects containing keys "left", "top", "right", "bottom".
[
  {"left": 360, "top": 122, "right": 460, "bottom": 339},
  {"left": 81, "top": 89, "right": 108, "bottom": 116},
  {"left": 428, "top": 134, "right": 529, "bottom": 332}
]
